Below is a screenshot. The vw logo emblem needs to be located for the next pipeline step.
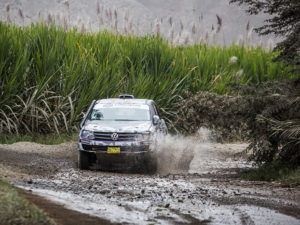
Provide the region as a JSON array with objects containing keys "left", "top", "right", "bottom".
[{"left": 111, "top": 133, "right": 118, "bottom": 141}]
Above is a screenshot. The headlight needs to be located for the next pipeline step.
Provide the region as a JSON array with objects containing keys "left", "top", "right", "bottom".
[
  {"left": 137, "top": 133, "right": 151, "bottom": 141},
  {"left": 81, "top": 130, "right": 94, "bottom": 139}
]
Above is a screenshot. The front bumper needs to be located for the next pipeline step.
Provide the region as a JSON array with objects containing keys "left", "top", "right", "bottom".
[
  {"left": 78, "top": 138, "right": 151, "bottom": 153},
  {"left": 78, "top": 139, "right": 152, "bottom": 170}
]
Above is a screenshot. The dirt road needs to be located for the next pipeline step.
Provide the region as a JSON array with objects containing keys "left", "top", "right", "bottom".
[{"left": 0, "top": 137, "right": 299, "bottom": 225}]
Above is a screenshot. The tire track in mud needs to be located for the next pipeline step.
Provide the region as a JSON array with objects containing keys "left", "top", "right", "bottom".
[
  {"left": 234, "top": 208, "right": 255, "bottom": 225},
  {"left": 210, "top": 194, "right": 300, "bottom": 220},
  {"left": 0, "top": 148, "right": 74, "bottom": 176},
  {"left": 0, "top": 142, "right": 77, "bottom": 176}
]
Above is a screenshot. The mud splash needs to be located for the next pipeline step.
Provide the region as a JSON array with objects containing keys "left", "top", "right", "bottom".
[{"left": 155, "top": 127, "right": 250, "bottom": 175}]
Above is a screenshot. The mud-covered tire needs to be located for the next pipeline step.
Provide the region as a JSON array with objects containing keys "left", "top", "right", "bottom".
[
  {"left": 78, "top": 151, "right": 89, "bottom": 170},
  {"left": 143, "top": 153, "right": 157, "bottom": 174}
]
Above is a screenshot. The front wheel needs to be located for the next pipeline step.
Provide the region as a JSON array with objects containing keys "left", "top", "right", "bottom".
[
  {"left": 143, "top": 152, "right": 157, "bottom": 174},
  {"left": 78, "top": 151, "right": 89, "bottom": 170}
]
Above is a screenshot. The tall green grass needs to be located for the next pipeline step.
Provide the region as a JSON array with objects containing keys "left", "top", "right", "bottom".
[
  {"left": 0, "top": 178, "right": 54, "bottom": 225},
  {"left": 0, "top": 22, "right": 297, "bottom": 135}
]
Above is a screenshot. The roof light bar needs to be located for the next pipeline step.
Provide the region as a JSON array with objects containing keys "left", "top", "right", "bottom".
[{"left": 118, "top": 95, "right": 135, "bottom": 99}]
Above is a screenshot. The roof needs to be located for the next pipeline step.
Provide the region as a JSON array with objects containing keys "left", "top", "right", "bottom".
[{"left": 96, "top": 98, "right": 152, "bottom": 105}]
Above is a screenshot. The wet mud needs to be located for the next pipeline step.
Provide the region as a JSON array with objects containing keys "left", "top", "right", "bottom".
[
  {"left": 19, "top": 188, "right": 115, "bottom": 225},
  {"left": 0, "top": 136, "right": 300, "bottom": 225}
]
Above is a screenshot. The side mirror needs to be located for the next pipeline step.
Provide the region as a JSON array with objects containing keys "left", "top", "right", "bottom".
[
  {"left": 153, "top": 115, "right": 160, "bottom": 125},
  {"left": 80, "top": 100, "right": 96, "bottom": 129}
]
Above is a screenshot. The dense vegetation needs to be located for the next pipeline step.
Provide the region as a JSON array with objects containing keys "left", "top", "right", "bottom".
[
  {"left": 230, "top": 0, "right": 300, "bottom": 71},
  {"left": 0, "top": 22, "right": 296, "bottom": 135},
  {"left": 225, "top": 0, "right": 300, "bottom": 170},
  {"left": 175, "top": 78, "right": 300, "bottom": 168}
]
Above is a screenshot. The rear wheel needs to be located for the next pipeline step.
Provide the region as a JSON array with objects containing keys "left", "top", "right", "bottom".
[{"left": 78, "top": 151, "right": 89, "bottom": 170}]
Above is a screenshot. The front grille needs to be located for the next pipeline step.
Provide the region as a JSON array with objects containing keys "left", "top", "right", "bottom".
[
  {"left": 82, "top": 144, "right": 108, "bottom": 151},
  {"left": 93, "top": 132, "right": 137, "bottom": 141}
]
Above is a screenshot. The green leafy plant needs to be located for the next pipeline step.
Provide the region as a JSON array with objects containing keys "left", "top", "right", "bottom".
[{"left": 0, "top": 22, "right": 296, "bottom": 135}]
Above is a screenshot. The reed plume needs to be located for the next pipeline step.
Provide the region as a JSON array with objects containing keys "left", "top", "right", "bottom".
[
  {"left": 216, "top": 14, "right": 222, "bottom": 33},
  {"left": 168, "top": 24, "right": 175, "bottom": 46},
  {"left": 168, "top": 16, "right": 173, "bottom": 26},
  {"left": 154, "top": 18, "right": 161, "bottom": 37},
  {"left": 192, "top": 23, "right": 196, "bottom": 35}
]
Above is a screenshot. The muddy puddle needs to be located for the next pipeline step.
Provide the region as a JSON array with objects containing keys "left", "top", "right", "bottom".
[
  {"left": 17, "top": 170, "right": 300, "bottom": 225},
  {"left": 1, "top": 129, "right": 300, "bottom": 225}
]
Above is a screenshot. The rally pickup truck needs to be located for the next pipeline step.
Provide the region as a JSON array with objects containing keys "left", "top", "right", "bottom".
[{"left": 78, "top": 95, "right": 167, "bottom": 172}]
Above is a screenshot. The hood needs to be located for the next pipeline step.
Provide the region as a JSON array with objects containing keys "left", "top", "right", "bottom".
[{"left": 83, "top": 120, "right": 152, "bottom": 133}]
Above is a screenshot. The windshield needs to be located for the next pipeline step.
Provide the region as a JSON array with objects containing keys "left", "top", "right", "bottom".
[{"left": 89, "top": 104, "right": 150, "bottom": 121}]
